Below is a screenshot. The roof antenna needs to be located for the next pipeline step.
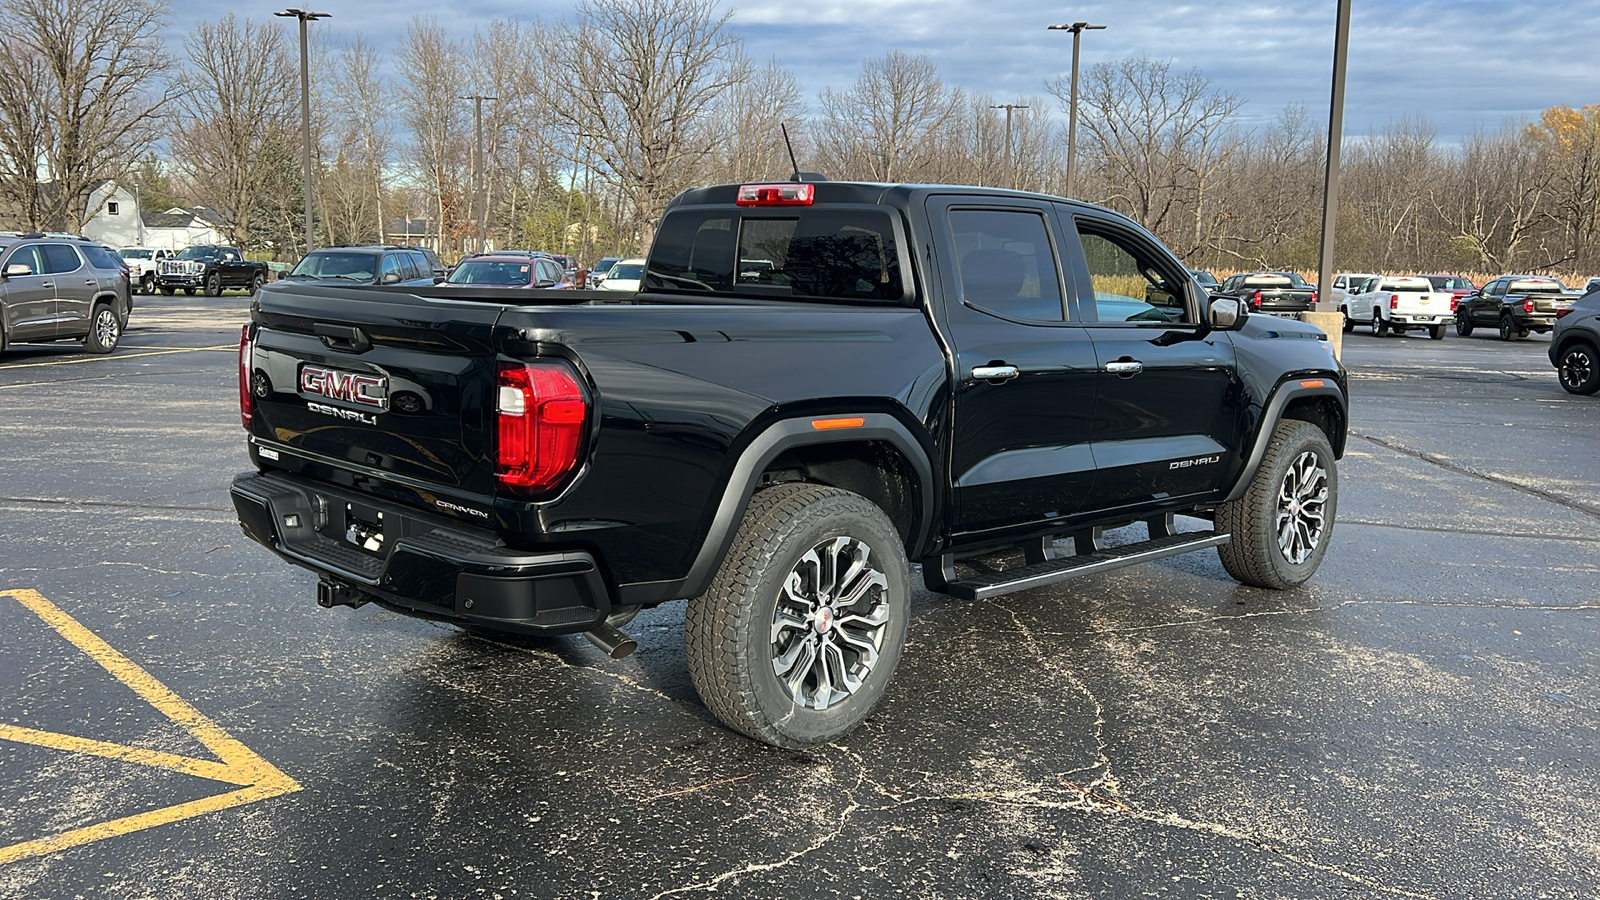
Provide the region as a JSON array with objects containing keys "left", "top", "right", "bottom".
[{"left": 781, "top": 123, "right": 802, "bottom": 182}]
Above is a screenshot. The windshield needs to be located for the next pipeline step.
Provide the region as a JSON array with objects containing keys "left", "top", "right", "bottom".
[
  {"left": 288, "top": 251, "right": 377, "bottom": 281},
  {"left": 119, "top": 249, "right": 151, "bottom": 259},
  {"left": 607, "top": 263, "right": 644, "bottom": 280},
  {"left": 176, "top": 247, "right": 217, "bottom": 259},
  {"left": 445, "top": 259, "right": 533, "bottom": 286}
]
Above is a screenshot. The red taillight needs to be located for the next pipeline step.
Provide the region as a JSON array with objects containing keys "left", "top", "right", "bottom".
[
  {"left": 736, "top": 183, "right": 815, "bottom": 206},
  {"left": 238, "top": 325, "right": 253, "bottom": 429},
  {"left": 1556, "top": 306, "right": 1575, "bottom": 320},
  {"left": 1450, "top": 297, "right": 1460, "bottom": 311},
  {"left": 1251, "top": 290, "right": 1262, "bottom": 308},
  {"left": 1308, "top": 291, "right": 1317, "bottom": 303},
  {"left": 496, "top": 361, "right": 588, "bottom": 494},
  {"left": 1390, "top": 294, "right": 1400, "bottom": 309},
  {"left": 1524, "top": 299, "right": 1535, "bottom": 313}
]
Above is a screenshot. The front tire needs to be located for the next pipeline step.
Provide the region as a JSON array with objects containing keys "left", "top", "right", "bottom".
[
  {"left": 1340, "top": 308, "right": 1353, "bottom": 333},
  {"left": 685, "top": 483, "right": 909, "bottom": 749},
  {"left": 250, "top": 272, "right": 265, "bottom": 295},
  {"left": 82, "top": 304, "right": 121, "bottom": 354},
  {"left": 1215, "top": 420, "right": 1337, "bottom": 590},
  {"left": 1558, "top": 342, "right": 1600, "bottom": 394},
  {"left": 1456, "top": 311, "right": 1474, "bottom": 337},
  {"left": 140, "top": 273, "right": 154, "bottom": 295},
  {"left": 205, "top": 273, "right": 223, "bottom": 297}
]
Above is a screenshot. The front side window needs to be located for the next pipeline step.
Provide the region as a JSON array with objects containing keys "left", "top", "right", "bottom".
[
  {"left": 948, "top": 208, "right": 1063, "bottom": 322},
  {"left": 6, "top": 245, "right": 44, "bottom": 274},
  {"left": 1075, "top": 222, "right": 1191, "bottom": 324}
]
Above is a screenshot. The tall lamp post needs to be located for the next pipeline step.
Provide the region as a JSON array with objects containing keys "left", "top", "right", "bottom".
[
  {"left": 1315, "top": 0, "right": 1353, "bottom": 312},
  {"left": 275, "top": 8, "right": 330, "bottom": 256},
  {"left": 989, "top": 103, "right": 1028, "bottom": 190},
  {"left": 1047, "top": 21, "right": 1105, "bottom": 198},
  {"left": 462, "top": 94, "right": 497, "bottom": 255}
]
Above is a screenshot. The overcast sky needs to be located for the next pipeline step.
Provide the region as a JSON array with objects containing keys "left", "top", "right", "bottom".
[{"left": 186, "top": 0, "right": 1600, "bottom": 144}]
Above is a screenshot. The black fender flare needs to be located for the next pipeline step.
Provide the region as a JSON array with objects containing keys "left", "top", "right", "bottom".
[
  {"left": 677, "top": 412, "right": 936, "bottom": 600},
  {"left": 1223, "top": 380, "right": 1347, "bottom": 504}
]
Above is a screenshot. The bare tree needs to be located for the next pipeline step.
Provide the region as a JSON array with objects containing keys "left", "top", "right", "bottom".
[
  {"left": 397, "top": 17, "right": 468, "bottom": 254},
  {"left": 700, "top": 54, "right": 808, "bottom": 184},
  {"left": 171, "top": 14, "right": 297, "bottom": 250},
  {"left": 0, "top": 0, "right": 174, "bottom": 231},
  {"left": 539, "top": 0, "right": 742, "bottom": 240},
  {"left": 813, "top": 51, "right": 962, "bottom": 183},
  {"left": 324, "top": 35, "right": 394, "bottom": 243},
  {"left": 1434, "top": 123, "right": 1552, "bottom": 272}
]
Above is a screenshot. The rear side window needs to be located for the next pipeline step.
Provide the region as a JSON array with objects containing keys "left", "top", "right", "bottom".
[
  {"left": 645, "top": 208, "right": 905, "bottom": 304},
  {"left": 83, "top": 244, "right": 124, "bottom": 270},
  {"left": 41, "top": 243, "right": 83, "bottom": 274},
  {"left": 949, "top": 208, "right": 1063, "bottom": 322}
]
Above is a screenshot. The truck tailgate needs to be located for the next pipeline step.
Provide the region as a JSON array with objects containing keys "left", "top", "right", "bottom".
[{"left": 248, "top": 284, "right": 507, "bottom": 505}]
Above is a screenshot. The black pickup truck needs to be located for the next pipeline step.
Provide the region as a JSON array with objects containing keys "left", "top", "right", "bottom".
[
  {"left": 1214, "top": 271, "right": 1318, "bottom": 317},
  {"left": 158, "top": 245, "right": 270, "bottom": 296},
  {"left": 231, "top": 180, "right": 1348, "bottom": 748}
]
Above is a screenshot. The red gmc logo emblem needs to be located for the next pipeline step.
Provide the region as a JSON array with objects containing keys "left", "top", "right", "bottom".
[{"left": 300, "top": 364, "right": 387, "bottom": 408}]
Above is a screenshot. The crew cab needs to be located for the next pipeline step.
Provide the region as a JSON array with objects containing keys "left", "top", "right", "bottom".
[
  {"left": 1214, "top": 271, "right": 1318, "bottom": 317},
  {"left": 158, "top": 245, "right": 270, "bottom": 296},
  {"left": 1351, "top": 275, "right": 1454, "bottom": 339},
  {"left": 1456, "top": 275, "right": 1578, "bottom": 340},
  {"left": 118, "top": 247, "right": 174, "bottom": 294},
  {"left": 230, "top": 180, "right": 1348, "bottom": 748}
]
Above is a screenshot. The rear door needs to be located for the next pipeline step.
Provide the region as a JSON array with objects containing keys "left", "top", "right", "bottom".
[
  {"left": 1061, "top": 209, "right": 1245, "bottom": 511},
  {"left": 927, "top": 195, "right": 1101, "bottom": 538},
  {"left": 42, "top": 243, "right": 92, "bottom": 336},
  {"left": 248, "top": 284, "right": 509, "bottom": 513}
]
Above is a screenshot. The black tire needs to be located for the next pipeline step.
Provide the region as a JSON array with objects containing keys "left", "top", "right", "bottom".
[
  {"left": 161, "top": 286, "right": 175, "bottom": 296},
  {"left": 1429, "top": 324, "right": 1447, "bottom": 340},
  {"left": 685, "top": 483, "right": 910, "bottom": 749},
  {"left": 140, "top": 273, "right": 154, "bottom": 295},
  {"left": 1499, "top": 315, "right": 1520, "bottom": 341},
  {"left": 183, "top": 288, "right": 195, "bottom": 296},
  {"left": 1371, "top": 310, "right": 1388, "bottom": 336},
  {"left": 82, "top": 303, "right": 121, "bottom": 354},
  {"left": 1557, "top": 342, "right": 1600, "bottom": 394},
  {"left": 1215, "top": 420, "right": 1337, "bottom": 590},
  {"left": 205, "top": 273, "right": 223, "bottom": 297},
  {"left": 1340, "top": 308, "right": 1353, "bottom": 333},
  {"left": 1456, "top": 311, "right": 1473, "bottom": 337},
  {"left": 250, "top": 272, "right": 265, "bottom": 295}
]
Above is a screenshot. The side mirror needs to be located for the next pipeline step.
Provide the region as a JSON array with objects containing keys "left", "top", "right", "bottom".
[
  {"left": 536, "top": 278, "right": 557, "bottom": 288},
  {"left": 4, "top": 262, "right": 33, "bottom": 277},
  {"left": 380, "top": 272, "right": 402, "bottom": 284},
  {"left": 1209, "top": 296, "right": 1246, "bottom": 329}
]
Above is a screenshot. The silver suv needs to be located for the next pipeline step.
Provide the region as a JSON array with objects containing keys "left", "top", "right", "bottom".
[
  {"left": 0, "top": 234, "right": 131, "bottom": 356},
  {"left": 1551, "top": 288, "right": 1600, "bottom": 394}
]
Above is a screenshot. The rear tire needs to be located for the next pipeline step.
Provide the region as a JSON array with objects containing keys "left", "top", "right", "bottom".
[
  {"left": 1429, "top": 324, "right": 1446, "bottom": 340},
  {"left": 1215, "top": 420, "right": 1337, "bottom": 590},
  {"left": 1371, "top": 310, "right": 1388, "bottom": 336},
  {"left": 1558, "top": 342, "right": 1600, "bottom": 394},
  {"left": 685, "top": 483, "right": 909, "bottom": 749},
  {"left": 82, "top": 304, "right": 121, "bottom": 354},
  {"left": 1499, "top": 315, "right": 1520, "bottom": 341},
  {"left": 1455, "top": 311, "right": 1474, "bottom": 337}
]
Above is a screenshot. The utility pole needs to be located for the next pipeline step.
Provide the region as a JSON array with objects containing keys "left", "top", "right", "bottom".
[
  {"left": 1047, "top": 20, "right": 1105, "bottom": 198},
  {"left": 989, "top": 103, "right": 1029, "bottom": 190},
  {"left": 1315, "top": 0, "right": 1353, "bottom": 312},
  {"left": 275, "top": 9, "right": 330, "bottom": 257},
  {"left": 462, "top": 95, "right": 497, "bottom": 254}
]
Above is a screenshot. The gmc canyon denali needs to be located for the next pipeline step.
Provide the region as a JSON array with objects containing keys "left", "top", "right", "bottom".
[{"left": 231, "top": 180, "right": 1348, "bottom": 748}]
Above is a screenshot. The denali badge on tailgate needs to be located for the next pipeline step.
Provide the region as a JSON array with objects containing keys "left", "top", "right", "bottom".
[{"left": 300, "top": 364, "right": 387, "bottom": 409}]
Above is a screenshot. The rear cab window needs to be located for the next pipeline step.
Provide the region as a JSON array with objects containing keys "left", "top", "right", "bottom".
[{"left": 645, "top": 207, "right": 908, "bottom": 305}]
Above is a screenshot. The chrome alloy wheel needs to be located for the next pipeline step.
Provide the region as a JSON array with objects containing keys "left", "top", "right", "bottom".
[
  {"left": 1276, "top": 450, "right": 1328, "bottom": 565},
  {"left": 94, "top": 308, "right": 119, "bottom": 346},
  {"left": 770, "top": 536, "right": 891, "bottom": 711},
  {"left": 1561, "top": 347, "right": 1595, "bottom": 390}
]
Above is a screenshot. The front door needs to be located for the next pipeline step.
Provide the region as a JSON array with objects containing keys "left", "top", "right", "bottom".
[
  {"left": 0, "top": 244, "right": 58, "bottom": 341},
  {"left": 929, "top": 197, "right": 1101, "bottom": 539},
  {"left": 1060, "top": 211, "right": 1245, "bottom": 512}
]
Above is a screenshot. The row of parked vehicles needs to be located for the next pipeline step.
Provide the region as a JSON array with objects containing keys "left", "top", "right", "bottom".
[{"left": 1331, "top": 272, "right": 1585, "bottom": 341}]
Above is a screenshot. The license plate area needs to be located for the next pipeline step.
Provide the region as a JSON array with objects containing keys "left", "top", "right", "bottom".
[{"left": 342, "top": 502, "right": 387, "bottom": 555}]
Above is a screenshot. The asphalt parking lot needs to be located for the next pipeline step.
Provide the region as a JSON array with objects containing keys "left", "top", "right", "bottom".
[{"left": 2, "top": 296, "right": 1598, "bottom": 899}]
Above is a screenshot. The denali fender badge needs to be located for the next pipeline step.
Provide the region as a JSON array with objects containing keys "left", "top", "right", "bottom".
[
  {"left": 435, "top": 499, "right": 490, "bottom": 519},
  {"left": 306, "top": 401, "right": 378, "bottom": 425},
  {"left": 1170, "top": 455, "right": 1222, "bottom": 470}
]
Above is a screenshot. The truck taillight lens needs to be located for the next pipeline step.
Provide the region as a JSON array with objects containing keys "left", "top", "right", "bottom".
[
  {"left": 496, "top": 361, "right": 588, "bottom": 494},
  {"left": 1450, "top": 297, "right": 1459, "bottom": 311},
  {"left": 1390, "top": 294, "right": 1400, "bottom": 309},
  {"left": 1524, "top": 299, "right": 1535, "bottom": 313},
  {"left": 1308, "top": 291, "right": 1317, "bottom": 303},
  {"left": 238, "top": 325, "right": 253, "bottom": 429},
  {"left": 1251, "top": 290, "right": 1262, "bottom": 308}
]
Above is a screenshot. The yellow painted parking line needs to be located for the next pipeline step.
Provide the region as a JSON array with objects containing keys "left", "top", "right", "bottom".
[
  {"left": 0, "top": 345, "right": 235, "bottom": 369},
  {"left": 0, "top": 588, "right": 300, "bottom": 865}
]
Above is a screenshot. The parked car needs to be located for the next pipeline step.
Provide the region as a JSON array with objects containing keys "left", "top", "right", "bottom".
[
  {"left": 408, "top": 246, "right": 447, "bottom": 280},
  {"left": 157, "top": 246, "right": 270, "bottom": 296},
  {"left": 1214, "top": 271, "right": 1317, "bottom": 317},
  {"left": 273, "top": 246, "right": 441, "bottom": 288},
  {"left": 0, "top": 234, "right": 130, "bottom": 355},
  {"left": 1330, "top": 272, "right": 1378, "bottom": 316},
  {"left": 1582, "top": 277, "right": 1600, "bottom": 295},
  {"left": 1455, "top": 275, "right": 1577, "bottom": 341},
  {"left": 441, "top": 253, "right": 575, "bottom": 289},
  {"left": 1421, "top": 274, "right": 1477, "bottom": 310},
  {"left": 1188, "top": 268, "right": 1220, "bottom": 294},
  {"left": 589, "top": 256, "right": 623, "bottom": 288},
  {"left": 597, "top": 258, "right": 645, "bottom": 292},
  {"left": 118, "top": 247, "right": 174, "bottom": 295},
  {"left": 1350, "top": 275, "right": 1454, "bottom": 339},
  {"left": 1550, "top": 289, "right": 1600, "bottom": 393}
]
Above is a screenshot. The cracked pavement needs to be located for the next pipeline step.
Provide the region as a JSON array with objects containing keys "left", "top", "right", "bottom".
[{"left": 1, "top": 298, "right": 1597, "bottom": 898}]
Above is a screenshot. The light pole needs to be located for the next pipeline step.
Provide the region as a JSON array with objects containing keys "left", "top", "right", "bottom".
[
  {"left": 1047, "top": 21, "right": 1105, "bottom": 198},
  {"left": 1315, "top": 0, "right": 1353, "bottom": 312},
  {"left": 989, "top": 103, "right": 1028, "bottom": 190},
  {"left": 275, "top": 8, "right": 329, "bottom": 256},
  {"left": 462, "top": 95, "right": 497, "bottom": 254}
]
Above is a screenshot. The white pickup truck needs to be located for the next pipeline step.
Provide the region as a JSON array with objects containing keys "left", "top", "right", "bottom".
[
  {"left": 117, "top": 247, "right": 174, "bottom": 295},
  {"left": 1351, "top": 275, "right": 1455, "bottom": 339}
]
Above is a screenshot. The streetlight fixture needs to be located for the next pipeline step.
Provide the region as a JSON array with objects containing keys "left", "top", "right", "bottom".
[
  {"left": 274, "top": 8, "right": 330, "bottom": 256},
  {"left": 1046, "top": 21, "right": 1105, "bottom": 198},
  {"left": 989, "top": 104, "right": 1028, "bottom": 190}
]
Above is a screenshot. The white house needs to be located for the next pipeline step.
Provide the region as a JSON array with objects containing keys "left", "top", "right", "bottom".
[{"left": 80, "top": 181, "right": 227, "bottom": 251}]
